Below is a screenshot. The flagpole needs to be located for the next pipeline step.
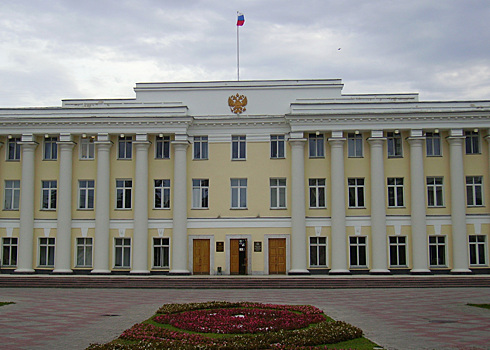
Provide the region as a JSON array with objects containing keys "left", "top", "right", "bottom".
[{"left": 237, "top": 13, "right": 240, "bottom": 81}]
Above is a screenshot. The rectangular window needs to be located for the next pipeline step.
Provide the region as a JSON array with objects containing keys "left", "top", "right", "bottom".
[
  {"left": 309, "top": 178, "right": 326, "bottom": 208},
  {"left": 270, "top": 135, "right": 285, "bottom": 158},
  {"left": 155, "top": 135, "right": 170, "bottom": 159},
  {"left": 39, "top": 237, "right": 55, "bottom": 267},
  {"left": 347, "top": 133, "right": 363, "bottom": 158},
  {"left": 426, "top": 132, "right": 441, "bottom": 156},
  {"left": 232, "top": 135, "right": 246, "bottom": 160},
  {"left": 270, "top": 178, "right": 287, "bottom": 209},
  {"left": 154, "top": 179, "right": 171, "bottom": 209},
  {"left": 192, "top": 179, "right": 209, "bottom": 209},
  {"left": 116, "top": 179, "right": 132, "bottom": 209},
  {"left": 118, "top": 135, "right": 133, "bottom": 159},
  {"left": 2, "top": 237, "right": 18, "bottom": 267},
  {"left": 76, "top": 237, "right": 93, "bottom": 267},
  {"left": 469, "top": 235, "right": 487, "bottom": 266},
  {"left": 465, "top": 131, "right": 480, "bottom": 154},
  {"left": 348, "top": 178, "right": 365, "bottom": 208},
  {"left": 429, "top": 236, "right": 446, "bottom": 267},
  {"left": 231, "top": 178, "right": 247, "bottom": 208},
  {"left": 4, "top": 180, "right": 20, "bottom": 210},
  {"left": 79, "top": 137, "right": 95, "bottom": 160},
  {"left": 193, "top": 136, "right": 208, "bottom": 160},
  {"left": 309, "top": 237, "right": 327, "bottom": 267},
  {"left": 7, "top": 137, "right": 21, "bottom": 161},
  {"left": 387, "top": 177, "right": 404, "bottom": 207},
  {"left": 387, "top": 132, "right": 402, "bottom": 158},
  {"left": 78, "top": 180, "right": 95, "bottom": 209},
  {"left": 466, "top": 176, "right": 484, "bottom": 206},
  {"left": 41, "top": 180, "right": 57, "bottom": 210},
  {"left": 308, "top": 133, "right": 324, "bottom": 158},
  {"left": 427, "top": 177, "right": 444, "bottom": 207},
  {"left": 389, "top": 236, "right": 407, "bottom": 267},
  {"left": 114, "top": 238, "right": 131, "bottom": 268},
  {"left": 153, "top": 237, "right": 170, "bottom": 268},
  {"left": 44, "top": 136, "right": 58, "bottom": 160},
  {"left": 349, "top": 236, "right": 367, "bottom": 268}
]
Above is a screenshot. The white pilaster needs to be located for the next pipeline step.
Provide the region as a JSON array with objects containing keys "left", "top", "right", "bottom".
[
  {"left": 131, "top": 134, "right": 151, "bottom": 274},
  {"left": 288, "top": 136, "right": 309, "bottom": 275}
]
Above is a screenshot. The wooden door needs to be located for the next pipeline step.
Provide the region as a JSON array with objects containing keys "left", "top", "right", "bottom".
[
  {"left": 230, "top": 239, "right": 240, "bottom": 275},
  {"left": 193, "top": 239, "right": 210, "bottom": 275},
  {"left": 269, "top": 238, "right": 286, "bottom": 274}
]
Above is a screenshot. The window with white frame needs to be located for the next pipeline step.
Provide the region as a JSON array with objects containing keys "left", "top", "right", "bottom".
[
  {"left": 429, "top": 236, "right": 446, "bottom": 267},
  {"left": 2, "top": 237, "right": 18, "bottom": 267},
  {"left": 231, "top": 178, "right": 247, "bottom": 209},
  {"left": 465, "top": 130, "right": 480, "bottom": 154},
  {"left": 118, "top": 135, "right": 132, "bottom": 159},
  {"left": 387, "top": 132, "right": 402, "bottom": 158},
  {"left": 349, "top": 236, "right": 367, "bottom": 268},
  {"left": 347, "top": 133, "right": 363, "bottom": 158},
  {"left": 79, "top": 137, "right": 95, "bottom": 160},
  {"left": 425, "top": 132, "right": 441, "bottom": 156},
  {"left": 270, "top": 178, "right": 286, "bottom": 209},
  {"left": 153, "top": 237, "right": 170, "bottom": 268},
  {"left": 232, "top": 135, "right": 246, "bottom": 160},
  {"left": 387, "top": 177, "right": 404, "bottom": 207},
  {"left": 39, "top": 237, "right": 55, "bottom": 267},
  {"left": 114, "top": 238, "right": 131, "bottom": 268},
  {"left": 309, "top": 178, "right": 326, "bottom": 208},
  {"left": 348, "top": 178, "right": 365, "bottom": 208},
  {"left": 41, "top": 180, "right": 57, "bottom": 210},
  {"left": 270, "top": 135, "right": 285, "bottom": 158},
  {"left": 192, "top": 179, "right": 209, "bottom": 209},
  {"left": 116, "top": 179, "right": 132, "bottom": 209},
  {"left": 4, "top": 180, "right": 20, "bottom": 210},
  {"left": 308, "top": 133, "right": 324, "bottom": 158},
  {"left": 154, "top": 179, "right": 170, "bottom": 209},
  {"left": 78, "top": 180, "right": 94, "bottom": 209},
  {"left": 7, "top": 137, "right": 21, "bottom": 161},
  {"left": 389, "top": 236, "right": 407, "bottom": 267},
  {"left": 193, "top": 136, "right": 208, "bottom": 159},
  {"left": 427, "top": 177, "right": 444, "bottom": 207},
  {"left": 469, "top": 235, "right": 487, "bottom": 266},
  {"left": 466, "top": 176, "right": 484, "bottom": 206},
  {"left": 76, "top": 237, "right": 93, "bottom": 267},
  {"left": 155, "top": 135, "right": 170, "bottom": 159},
  {"left": 43, "top": 136, "right": 58, "bottom": 160},
  {"left": 309, "top": 237, "right": 327, "bottom": 267}
]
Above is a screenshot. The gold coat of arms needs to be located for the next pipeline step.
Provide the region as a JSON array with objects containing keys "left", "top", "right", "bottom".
[{"left": 228, "top": 93, "right": 247, "bottom": 114}]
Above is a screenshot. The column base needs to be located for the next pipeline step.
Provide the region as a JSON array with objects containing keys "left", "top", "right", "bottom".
[
  {"left": 130, "top": 270, "right": 150, "bottom": 275},
  {"left": 14, "top": 268, "right": 35, "bottom": 274},
  {"left": 410, "top": 268, "right": 432, "bottom": 275},
  {"left": 329, "top": 269, "right": 351, "bottom": 275},
  {"left": 288, "top": 269, "right": 311, "bottom": 275},
  {"left": 91, "top": 269, "right": 112, "bottom": 274},
  {"left": 52, "top": 269, "right": 73, "bottom": 274},
  {"left": 450, "top": 268, "right": 472, "bottom": 275},
  {"left": 169, "top": 269, "right": 191, "bottom": 276},
  {"left": 369, "top": 269, "right": 391, "bottom": 275}
]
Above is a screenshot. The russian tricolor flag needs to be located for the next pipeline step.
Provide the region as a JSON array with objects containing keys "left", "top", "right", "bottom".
[{"left": 237, "top": 12, "right": 245, "bottom": 26}]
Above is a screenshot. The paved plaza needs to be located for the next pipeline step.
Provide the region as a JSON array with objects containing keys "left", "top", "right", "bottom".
[{"left": 0, "top": 286, "right": 489, "bottom": 350}]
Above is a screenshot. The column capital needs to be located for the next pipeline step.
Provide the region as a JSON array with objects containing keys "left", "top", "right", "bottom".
[
  {"left": 133, "top": 140, "right": 151, "bottom": 148},
  {"left": 288, "top": 137, "right": 307, "bottom": 145},
  {"left": 406, "top": 136, "right": 425, "bottom": 145},
  {"left": 367, "top": 137, "right": 386, "bottom": 145},
  {"left": 327, "top": 137, "right": 346, "bottom": 145},
  {"left": 172, "top": 139, "right": 190, "bottom": 149},
  {"left": 484, "top": 134, "right": 490, "bottom": 142},
  {"left": 57, "top": 141, "right": 76, "bottom": 149},
  {"left": 446, "top": 135, "right": 465, "bottom": 145}
]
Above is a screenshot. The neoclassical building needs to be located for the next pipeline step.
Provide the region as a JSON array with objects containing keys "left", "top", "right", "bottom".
[{"left": 0, "top": 79, "right": 489, "bottom": 275}]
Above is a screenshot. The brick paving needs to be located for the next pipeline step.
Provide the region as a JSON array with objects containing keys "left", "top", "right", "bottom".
[{"left": 0, "top": 287, "right": 489, "bottom": 350}]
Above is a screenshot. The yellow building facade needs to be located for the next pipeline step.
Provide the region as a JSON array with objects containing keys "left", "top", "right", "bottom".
[{"left": 0, "top": 79, "right": 489, "bottom": 275}]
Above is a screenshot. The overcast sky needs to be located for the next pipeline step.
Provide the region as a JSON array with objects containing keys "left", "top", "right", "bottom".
[{"left": 1, "top": 0, "right": 489, "bottom": 107}]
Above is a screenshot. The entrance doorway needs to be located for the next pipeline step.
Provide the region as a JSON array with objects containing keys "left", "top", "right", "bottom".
[
  {"left": 193, "top": 239, "right": 210, "bottom": 275},
  {"left": 230, "top": 239, "right": 248, "bottom": 275},
  {"left": 268, "top": 238, "right": 286, "bottom": 274}
]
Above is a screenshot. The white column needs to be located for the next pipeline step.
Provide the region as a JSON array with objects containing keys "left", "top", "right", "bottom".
[
  {"left": 53, "top": 134, "right": 75, "bottom": 273},
  {"left": 485, "top": 130, "right": 490, "bottom": 178},
  {"left": 447, "top": 130, "right": 471, "bottom": 273},
  {"left": 15, "top": 134, "right": 38, "bottom": 273},
  {"left": 131, "top": 134, "right": 151, "bottom": 274},
  {"left": 328, "top": 132, "right": 350, "bottom": 274},
  {"left": 170, "top": 138, "right": 190, "bottom": 275},
  {"left": 408, "top": 132, "right": 431, "bottom": 274},
  {"left": 368, "top": 132, "right": 390, "bottom": 274},
  {"left": 288, "top": 135, "right": 309, "bottom": 275},
  {"left": 92, "top": 133, "right": 112, "bottom": 274}
]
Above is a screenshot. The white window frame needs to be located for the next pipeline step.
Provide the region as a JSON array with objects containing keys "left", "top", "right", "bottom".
[
  {"left": 308, "top": 133, "right": 325, "bottom": 158},
  {"left": 116, "top": 179, "right": 132, "bottom": 209},
  {"left": 79, "top": 136, "right": 95, "bottom": 160},
  {"left": 4, "top": 180, "right": 20, "bottom": 210},
  {"left": 387, "top": 132, "right": 402, "bottom": 158},
  {"left": 192, "top": 179, "right": 209, "bottom": 209},
  {"left": 389, "top": 236, "right": 407, "bottom": 267},
  {"left": 153, "top": 237, "right": 170, "bottom": 268},
  {"left": 429, "top": 236, "right": 447, "bottom": 267},
  {"left": 193, "top": 136, "right": 208, "bottom": 160},
  {"left": 231, "top": 178, "right": 247, "bottom": 209},
  {"left": 309, "top": 178, "right": 326, "bottom": 208},
  {"left": 231, "top": 135, "right": 246, "bottom": 160},
  {"left": 425, "top": 132, "right": 441, "bottom": 157},
  {"left": 76, "top": 237, "right": 93, "bottom": 268},
  {"left": 465, "top": 131, "right": 480, "bottom": 154},
  {"left": 114, "top": 238, "right": 131, "bottom": 268},
  {"left": 348, "top": 178, "right": 365, "bottom": 208},
  {"left": 309, "top": 236, "right": 327, "bottom": 267},
  {"left": 387, "top": 177, "right": 404, "bottom": 207},
  {"left": 6, "top": 137, "right": 21, "bottom": 161},
  {"left": 469, "top": 235, "right": 487, "bottom": 266},
  {"left": 41, "top": 180, "right": 57, "bottom": 210},
  {"left": 154, "top": 179, "right": 171, "bottom": 209},
  {"left": 118, "top": 135, "right": 133, "bottom": 159},
  {"left": 78, "top": 180, "right": 95, "bottom": 210},
  {"left": 349, "top": 236, "right": 368, "bottom": 268},
  {"left": 427, "top": 176, "right": 444, "bottom": 207},
  {"left": 39, "top": 237, "right": 55, "bottom": 267},
  {"left": 155, "top": 135, "right": 170, "bottom": 159},
  {"left": 270, "top": 178, "right": 287, "bottom": 209},
  {"left": 347, "top": 133, "right": 363, "bottom": 158},
  {"left": 2, "top": 237, "right": 18, "bottom": 267},
  {"left": 270, "top": 135, "right": 285, "bottom": 159},
  {"left": 466, "top": 176, "right": 484, "bottom": 207},
  {"left": 43, "top": 136, "right": 58, "bottom": 160}
]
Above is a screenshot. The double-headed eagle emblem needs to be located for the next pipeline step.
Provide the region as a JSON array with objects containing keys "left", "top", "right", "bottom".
[{"left": 228, "top": 93, "right": 247, "bottom": 114}]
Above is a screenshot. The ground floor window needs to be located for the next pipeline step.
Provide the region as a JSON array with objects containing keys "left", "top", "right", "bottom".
[
  {"left": 349, "top": 236, "right": 367, "bottom": 268},
  {"left": 2, "top": 237, "right": 18, "bottom": 267},
  {"left": 114, "top": 238, "right": 131, "bottom": 268},
  {"left": 309, "top": 237, "right": 327, "bottom": 267},
  {"left": 469, "top": 235, "right": 487, "bottom": 266},
  {"left": 153, "top": 237, "right": 170, "bottom": 268},
  {"left": 76, "top": 238, "right": 93, "bottom": 267},
  {"left": 389, "top": 236, "right": 407, "bottom": 267},
  {"left": 429, "top": 236, "right": 446, "bottom": 267},
  {"left": 39, "top": 237, "right": 55, "bottom": 267}
]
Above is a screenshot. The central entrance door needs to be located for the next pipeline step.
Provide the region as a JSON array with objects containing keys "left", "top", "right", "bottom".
[
  {"left": 193, "top": 239, "right": 210, "bottom": 275},
  {"left": 268, "top": 238, "right": 286, "bottom": 274},
  {"left": 230, "top": 239, "right": 247, "bottom": 275}
]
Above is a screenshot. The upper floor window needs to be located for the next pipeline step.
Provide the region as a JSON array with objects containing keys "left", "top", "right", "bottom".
[
  {"left": 466, "top": 176, "right": 483, "bottom": 207},
  {"left": 231, "top": 178, "right": 247, "bottom": 209},
  {"left": 387, "top": 132, "right": 402, "bottom": 158},
  {"left": 270, "top": 135, "right": 285, "bottom": 159},
  {"left": 192, "top": 179, "right": 209, "bottom": 209},
  {"left": 309, "top": 178, "right": 326, "bottom": 208},
  {"left": 41, "top": 180, "right": 57, "bottom": 210},
  {"left": 155, "top": 135, "right": 170, "bottom": 159},
  {"left": 80, "top": 137, "right": 95, "bottom": 160},
  {"left": 7, "top": 137, "right": 21, "bottom": 161},
  {"left": 387, "top": 177, "right": 404, "bottom": 207},
  {"left": 347, "top": 133, "right": 363, "bottom": 158},
  {"left": 232, "top": 136, "right": 246, "bottom": 160},
  {"left": 348, "top": 178, "right": 365, "bottom": 208},
  {"left": 427, "top": 177, "right": 444, "bottom": 207},
  {"left": 193, "top": 136, "right": 208, "bottom": 160},
  {"left": 118, "top": 135, "right": 132, "bottom": 159},
  {"left": 78, "top": 180, "right": 95, "bottom": 209},
  {"left": 4, "top": 180, "right": 20, "bottom": 210},
  {"left": 44, "top": 136, "right": 58, "bottom": 160},
  {"left": 426, "top": 132, "right": 441, "bottom": 156},
  {"left": 270, "top": 178, "right": 286, "bottom": 209},
  {"left": 308, "top": 133, "right": 324, "bottom": 158},
  {"left": 116, "top": 179, "right": 132, "bottom": 209},
  {"left": 465, "top": 131, "right": 480, "bottom": 154},
  {"left": 154, "top": 179, "right": 171, "bottom": 209}
]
